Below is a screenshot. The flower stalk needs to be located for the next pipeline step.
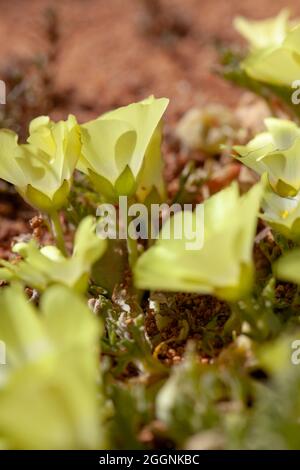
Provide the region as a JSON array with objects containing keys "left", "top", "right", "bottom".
[{"left": 50, "top": 211, "right": 67, "bottom": 256}]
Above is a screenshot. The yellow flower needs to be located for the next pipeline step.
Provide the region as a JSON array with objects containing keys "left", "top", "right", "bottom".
[
  {"left": 78, "top": 96, "right": 169, "bottom": 203},
  {"left": 0, "top": 115, "right": 81, "bottom": 212},
  {"left": 134, "top": 182, "right": 262, "bottom": 302},
  {"left": 261, "top": 174, "right": 300, "bottom": 240},
  {"left": 234, "top": 9, "right": 290, "bottom": 50},
  {"left": 0, "top": 284, "right": 103, "bottom": 449},
  {"left": 233, "top": 118, "right": 300, "bottom": 197},
  {"left": 240, "top": 22, "right": 300, "bottom": 87},
  {"left": 0, "top": 216, "right": 106, "bottom": 293}
]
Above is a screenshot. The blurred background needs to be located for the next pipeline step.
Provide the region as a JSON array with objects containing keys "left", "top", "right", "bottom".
[
  {"left": 0, "top": 0, "right": 298, "bottom": 258},
  {"left": 0, "top": 0, "right": 299, "bottom": 126}
]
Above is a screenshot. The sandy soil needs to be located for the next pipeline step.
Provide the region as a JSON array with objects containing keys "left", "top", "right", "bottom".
[
  {"left": 0, "top": 0, "right": 299, "bottom": 122},
  {"left": 0, "top": 0, "right": 298, "bottom": 255}
]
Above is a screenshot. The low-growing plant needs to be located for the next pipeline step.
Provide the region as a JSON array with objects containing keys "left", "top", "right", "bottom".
[
  {"left": 1, "top": 9, "right": 300, "bottom": 449},
  {"left": 0, "top": 216, "right": 106, "bottom": 293},
  {"left": 219, "top": 9, "right": 300, "bottom": 119}
]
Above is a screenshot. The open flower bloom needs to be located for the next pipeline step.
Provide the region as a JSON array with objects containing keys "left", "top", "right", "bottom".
[
  {"left": 233, "top": 118, "right": 300, "bottom": 197},
  {"left": 134, "top": 182, "right": 262, "bottom": 302},
  {"left": 0, "top": 284, "right": 102, "bottom": 449},
  {"left": 239, "top": 21, "right": 300, "bottom": 87},
  {"left": 261, "top": 174, "right": 300, "bottom": 240},
  {"left": 234, "top": 9, "right": 290, "bottom": 50},
  {"left": 78, "top": 96, "right": 169, "bottom": 203},
  {"left": 0, "top": 115, "right": 81, "bottom": 212},
  {"left": 0, "top": 216, "right": 106, "bottom": 293}
]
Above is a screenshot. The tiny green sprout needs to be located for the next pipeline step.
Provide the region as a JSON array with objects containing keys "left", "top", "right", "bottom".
[
  {"left": 77, "top": 96, "right": 169, "bottom": 203},
  {"left": 0, "top": 216, "right": 106, "bottom": 293},
  {"left": 0, "top": 283, "right": 102, "bottom": 449},
  {"left": 134, "top": 182, "right": 262, "bottom": 302},
  {"left": 234, "top": 9, "right": 290, "bottom": 50},
  {"left": 261, "top": 174, "right": 300, "bottom": 241},
  {"left": 233, "top": 118, "right": 300, "bottom": 197},
  {"left": 0, "top": 114, "right": 81, "bottom": 212},
  {"left": 237, "top": 17, "right": 300, "bottom": 87}
]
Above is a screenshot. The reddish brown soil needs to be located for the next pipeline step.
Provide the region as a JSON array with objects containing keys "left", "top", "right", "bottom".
[
  {"left": 0, "top": 0, "right": 299, "bottom": 123},
  {"left": 0, "top": 0, "right": 298, "bottom": 251}
]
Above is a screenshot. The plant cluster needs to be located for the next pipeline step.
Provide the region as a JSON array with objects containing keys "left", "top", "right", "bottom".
[{"left": 1, "top": 10, "right": 300, "bottom": 450}]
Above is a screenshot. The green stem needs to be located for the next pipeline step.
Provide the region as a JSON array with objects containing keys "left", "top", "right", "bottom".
[
  {"left": 50, "top": 211, "right": 67, "bottom": 256},
  {"left": 224, "top": 302, "right": 242, "bottom": 339},
  {"left": 127, "top": 236, "right": 138, "bottom": 270},
  {"left": 126, "top": 197, "right": 139, "bottom": 270}
]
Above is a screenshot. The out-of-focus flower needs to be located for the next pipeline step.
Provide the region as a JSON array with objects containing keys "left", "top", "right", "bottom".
[
  {"left": 0, "top": 216, "right": 106, "bottom": 293},
  {"left": 0, "top": 115, "right": 81, "bottom": 212},
  {"left": 134, "top": 182, "right": 262, "bottom": 301},
  {"left": 0, "top": 284, "right": 103, "bottom": 449},
  {"left": 234, "top": 9, "right": 290, "bottom": 50},
  {"left": 78, "top": 96, "right": 169, "bottom": 203},
  {"left": 176, "top": 104, "right": 242, "bottom": 155},
  {"left": 239, "top": 19, "right": 300, "bottom": 87},
  {"left": 233, "top": 118, "right": 300, "bottom": 197},
  {"left": 274, "top": 248, "right": 300, "bottom": 284}
]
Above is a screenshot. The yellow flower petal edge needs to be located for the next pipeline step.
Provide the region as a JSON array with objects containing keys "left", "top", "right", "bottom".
[
  {"left": 134, "top": 182, "right": 262, "bottom": 302},
  {"left": 234, "top": 9, "right": 290, "bottom": 50}
]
